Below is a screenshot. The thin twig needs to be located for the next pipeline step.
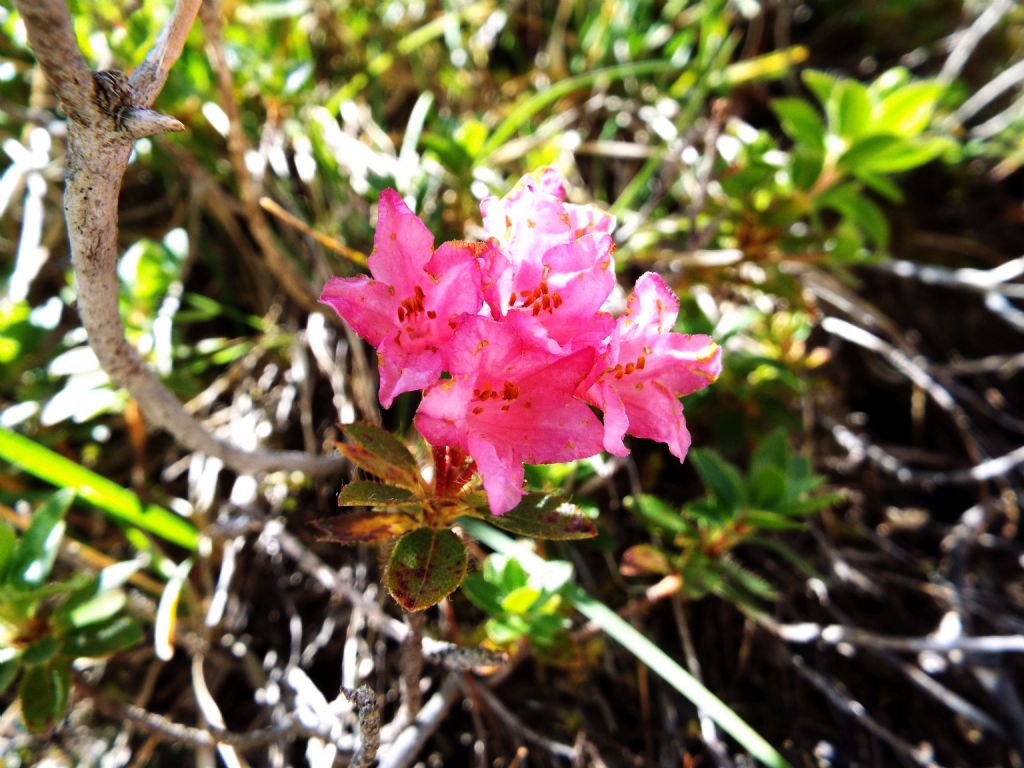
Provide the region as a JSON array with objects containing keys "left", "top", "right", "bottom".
[
  {"left": 760, "top": 616, "right": 1024, "bottom": 654},
  {"left": 829, "top": 420, "right": 1024, "bottom": 485},
  {"left": 400, "top": 611, "right": 426, "bottom": 718},
  {"left": 344, "top": 686, "right": 382, "bottom": 768},
  {"left": 89, "top": 691, "right": 327, "bottom": 751},
  {"left": 463, "top": 678, "right": 576, "bottom": 761},
  {"left": 259, "top": 197, "right": 368, "bottom": 266},
  {"left": 938, "top": 0, "right": 1015, "bottom": 84},
  {"left": 790, "top": 656, "right": 945, "bottom": 768}
]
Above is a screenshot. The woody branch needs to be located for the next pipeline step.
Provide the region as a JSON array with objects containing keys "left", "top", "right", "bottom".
[{"left": 13, "top": 0, "right": 344, "bottom": 476}]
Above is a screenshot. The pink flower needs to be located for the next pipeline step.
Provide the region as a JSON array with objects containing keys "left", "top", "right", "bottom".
[
  {"left": 415, "top": 315, "right": 604, "bottom": 514},
  {"left": 320, "top": 190, "right": 486, "bottom": 408},
  {"left": 479, "top": 167, "right": 617, "bottom": 354},
  {"left": 583, "top": 272, "right": 722, "bottom": 461}
]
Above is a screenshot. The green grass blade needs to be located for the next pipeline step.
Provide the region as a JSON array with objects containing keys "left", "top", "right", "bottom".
[
  {"left": 0, "top": 427, "right": 198, "bottom": 551},
  {"left": 480, "top": 60, "right": 682, "bottom": 159},
  {"left": 462, "top": 518, "right": 792, "bottom": 767}
]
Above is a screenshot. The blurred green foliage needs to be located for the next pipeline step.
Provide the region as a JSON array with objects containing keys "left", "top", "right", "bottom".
[
  {"left": 0, "top": 490, "right": 144, "bottom": 733},
  {"left": 462, "top": 552, "right": 576, "bottom": 660},
  {"left": 623, "top": 429, "right": 836, "bottom": 609}
]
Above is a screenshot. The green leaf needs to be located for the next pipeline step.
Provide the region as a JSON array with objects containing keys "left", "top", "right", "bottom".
[
  {"left": 788, "top": 493, "right": 843, "bottom": 516},
  {"left": 689, "top": 450, "right": 745, "bottom": 514},
  {"left": 719, "top": 559, "right": 779, "bottom": 601},
  {"left": 482, "top": 494, "right": 597, "bottom": 540},
  {"left": 868, "top": 66, "right": 912, "bottom": 99},
  {"left": 338, "top": 424, "right": 422, "bottom": 490},
  {"left": 10, "top": 489, "right": 73, "bottom": 591},
  {"left": 749, "top": 466, "right": 788, "bottom": 509},
  {"left": 839, "top": 135, "right": 947, "bottom": 175},
  {"left": 19, "top": 664, "right": 59, "bottom": 732},
  {"left": 337, "top": 481, "right": 417, "bottom": 507},
  {"left": 460, "top": 575, "right": 503, "bottom": 614},
  {"left": 314, "top": 511, "right": 419, "bottom": 544},
  {"left": 772, "top": 98, "right": 825, "bottom": 150},
  {"left": 816, "top": 183, "right": 889, "bottom": 248},
  {"left": 858, "top": 170, "right": 904, "bottom": 202},
  {"left": 802, "top": 69, "right": 836, "bottom": 108},
  {"left": 829, "top": 80, "right": 872, "bottom": 140},
  {"left": 0, "top": 523, "right": 16, "bottom": 583},
  {"left": 874, "top": 82, "right": 944, "bottom": 136},
  {"left": 744, "top": 509, "right": 804, "bottom": 531},
  {"left": 63, "top": 615, "right": 143, "bottom": 658},
  {"left": 626, "top": 494, "right": 686, "bottom": 534},
  {"left": 751, "top": 429, "right": 790, "bottom": 474},
  {"left": 386, "top": 528, "right": 468, "bottom": 612},
  {"left": 0, "top": 427, "right": 198, "bottom": 551},
  {"left": 620, "top": 544, "right": 672, "bottom": 577},
  {"left": 0, "top": 661, "right": 17, "bottom": 696},
  {"left": 53, "top": 559, "right": 142, "bottom": 630},
  {"left": 790, "top": 148, "right": 825, "bottom": 191},
  {"left": 54, "top": 588, "right": 127, "bottom": 630},
  {"left": 500, "top": 585, "right": 541, "bottom": 614},
  {"left": 486, "top": 616, "right": 527, "bottom": 645},
  {"left": 21, "top": 637, "right": 59, "bottom": 666},
  {"left": 488, "top": 554, "right": 528, "bottom": 592}
]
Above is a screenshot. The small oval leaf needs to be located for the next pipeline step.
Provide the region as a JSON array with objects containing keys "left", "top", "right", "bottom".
[
  {"left": 0, "top": 660, "right": 18, "bottom": 696},
  {"left": 21, "top": 636, "right": 59, "bottom": 666},
  {"left": 19, "top": 664, "right": 57, "bottom": 732},
  {"left": 483, "top": 494, "right": 597, "bottom": 540},
  {"left": 338, "top": 444, "right": 422, "bottom": 490},
  {"left": 340, "top": 424, "right": 422, "bottom": 489},
  {"left": 338, "top": 481, "right": 417, "bottom": 507},
  {"left": 11, "top": 489, "right": 74, "bottom": 591},
  {"left": 54, "top": 587, "right": 128, "bottom": 630},
  {"left": 63, "top": 615, "right": 143, "bottom": 659},
  {"left": 620, "top": 544, "right": 672, "bottom": 577},
  {"left": 386, "top": 528, "right": 467, "bottom": 612},
  {"left": 0, "top": 523, "right": 16, "bottom": 583},
  {"left": 315, "top": 511, "right": 419, "bottom": 544}
]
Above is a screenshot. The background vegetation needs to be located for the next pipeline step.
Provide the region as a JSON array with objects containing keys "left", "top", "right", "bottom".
[{"left": 1, "top": 0, "right": 1023, "bottom": 765}]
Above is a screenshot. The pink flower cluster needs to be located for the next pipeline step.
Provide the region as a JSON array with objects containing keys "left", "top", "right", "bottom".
[{"left": 321, "top": 168, "right": 722, "bottom": 514}]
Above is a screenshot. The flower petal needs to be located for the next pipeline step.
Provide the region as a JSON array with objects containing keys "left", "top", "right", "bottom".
[
  {"left": 320, "top": 276, "right": 395, "bottom": 347},
  {"left": 468, "top": 433, "right": 523, "bottom": 515},
  {"left": 619, "top": 272, "right": 679, "bottom": 338},
  {"left": 369, "top": 189, "right": 434, "bottom": 295},
  {"left": 377, "top": 339, "right": 444, "bottom": 409},
  {"left": 617, "top": 380, "right": 692, "bottom": 462}
]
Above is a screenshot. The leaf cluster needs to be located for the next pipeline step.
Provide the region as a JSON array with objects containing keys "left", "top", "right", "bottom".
[
  {"left": 315, "top": 424, "right": 597, "bottom": 611},
  {"left": 623, "top": 429, "right": 837, "bottom": 609},
  {"left": 0, "top": 489, "right": 143, "bottom": 732},
  {"left": 462, "top": 553, "right": 575, "bottom": 659}
]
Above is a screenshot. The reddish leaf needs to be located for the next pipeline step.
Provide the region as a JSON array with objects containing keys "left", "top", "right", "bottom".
[
  {"left": 338, "top": 423, "right": 422, "bottom": 489},
  {"left": 315, "top": 511, "right": 419, "bottom": 544},
  {"left": 337, "top": 443, "right": 422, "bottom": 490},
  {"left": 620, "top": 544, "right": 672, "bottom": 577},
  {"left": 484, "top": 493, "right": 597, "bottom": 540},
  {"left": 338, "top": 481, "right": 417, "bottom": 507},
  {"left": 386, "top": 528, "right": 467, "bottom": 612}
]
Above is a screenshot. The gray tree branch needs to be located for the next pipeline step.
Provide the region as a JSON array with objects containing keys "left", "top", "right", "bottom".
[{"left": 14, "top": 0, "right": 345, "bottom": 477}]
